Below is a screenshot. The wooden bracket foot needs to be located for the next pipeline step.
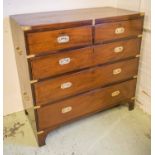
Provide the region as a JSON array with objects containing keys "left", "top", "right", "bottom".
[{"left": 128, "top": 101, "right": 135, "bottom": 111}]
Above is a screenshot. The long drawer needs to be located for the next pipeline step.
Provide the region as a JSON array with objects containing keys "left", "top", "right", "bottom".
[
  {"left": 30, "top": 38, "right": 141, "bottom": 80},
  {"left": 33, "top": 58, "right": 138, "bottom": 105},
  {"left": 95, "top": 18, "right": 143, "bottom": 43},
  {"left": 26, "top": 25, "right": 92, "bottom": 55},
  {"left": 37, "top": 79, "right": 137, "bottom": 130}
]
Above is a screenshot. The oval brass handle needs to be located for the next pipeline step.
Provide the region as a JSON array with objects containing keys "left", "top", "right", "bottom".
[
  {"left": 61, "top": 106, "right": 72, "bottom": 114},
  {"left": 115, "top": 27, "right": 125, "bottom": 34},
  {"left": 57, "top": 35, "right": 70, "bottom": 43},
  {"left": 59, "top": 57, "right": 71, "bottom": 65},
  {"left": 111, "top": 90, "right": 120, "bottom": 97},
  {"left": 113, "top": 68, "right": 122, "bottom": 75},
  {"left": 114, "top": 46, "right": 124, "bottom": 53},
  {"left": 61, "top": 82, "right": 72, "bottom": 89}
]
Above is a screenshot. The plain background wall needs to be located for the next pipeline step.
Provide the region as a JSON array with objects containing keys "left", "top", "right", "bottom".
[
  {"left": 3, "top": 0, "right": 151, "bottom": 116},
  {"left": 3, "top": 0, "right": 117, "bottom": 116}
]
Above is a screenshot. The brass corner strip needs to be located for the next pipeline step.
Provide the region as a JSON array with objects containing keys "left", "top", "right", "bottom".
[
  {"left": 37, "top": 131, "right": 44, "bottom": 135},
  {"left": 21, "top": 26, "right": 32, "bottom": 31}
]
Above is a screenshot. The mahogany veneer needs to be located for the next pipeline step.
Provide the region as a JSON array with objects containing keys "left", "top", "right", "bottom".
[{"left": 10, "top": 7, "right": 144, "bottom": 146}]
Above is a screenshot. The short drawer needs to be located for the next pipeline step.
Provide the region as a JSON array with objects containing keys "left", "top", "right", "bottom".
[
  {"left": 95, "top": 18, "right": 143, "bottom": 43},
  {"left": 30, "top": 47, "right": 93, "bottom": 80},
  {"left": 93, "top": 38, "right": 141, "bottom": 65},
  {"left": 37, "top": 79, "right": 136, "bottom": 130},
  {"left": 26, "top": 26, "right": 93, "bottom": 55},
  {"left": 33, "top": 58, "right": 138, "bottom": 106}
]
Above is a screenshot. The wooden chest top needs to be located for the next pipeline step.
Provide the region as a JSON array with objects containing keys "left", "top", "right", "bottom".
[{"left": 10, "top": 7, "right": 143, "bottom": 30}]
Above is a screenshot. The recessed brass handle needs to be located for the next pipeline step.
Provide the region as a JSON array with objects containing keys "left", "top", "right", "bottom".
[
  {"left": 61, "top": 106, "right": 72, "bottom": 114},
  {"left": 114, "top": 46, "right": 124, "bottom": 53},
  {"left": 57, "top": 35, "right": 70, "bottom": 43},
  {"left": 111, "top": 90, "right": 120, "bottom": 97},
  {"left": 59, "top": 57, "right": 71, "bottom": 65},
  {"left": 115, "top": 27, "right": 125, "bottom": 34},
  {"left": 113, "top": 68, "right": 122, "bottom": 75},
  {"left": 61, "top": 82, "right": 72, "bottom": 89}
]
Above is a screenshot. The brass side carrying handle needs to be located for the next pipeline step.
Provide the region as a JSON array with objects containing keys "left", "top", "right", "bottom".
[
  {"left": 111, "top": 90, "right": 120, "bottom": 97},
  {"left": 115, "top": 27, "right": 125, "bottom": 34},
  {"left": 57, "top": 35, "right": 70, "bottom": 43},
  {"left": 59, "top": 57, "right": 71, "bottom": 65},
  {"left": 113, "top": 68, "right": 122, "bottom": 75},
  {"left": 22, "top": 92, "right": 30, "bottom": 101},
  {"left": 16, "top": 46, "right": 22, "bottom": 55},
  {"left": 61, "top": 106, "right": 72, "bottom": 114},
  {"left": 114, "top": 46, "right": 124, "bottom": 53},
  {"left": 61, "top": 82, "right": 72, "bottom": 89}
]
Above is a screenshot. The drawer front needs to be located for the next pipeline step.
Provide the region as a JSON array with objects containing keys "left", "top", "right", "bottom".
[
  {"left": 93, "top": 58, "right": 138, "bottom": 86},
  {"left": 37, "top": 79, "right": 136, "bottom": 130},
  {"left": 30, "top": 47, "right": 93, "bottom": 80},
  {"left": 95, "top": 18, "right": 143, "bottom": 43},
  {"left": 34, "top": 69, "right": 93, "bottom": 105},
  {"left": 94, "top": 38, "right": 141, "bottom": 65},
  {"left": 34, "top": 58, "right": 138, "bottom": 106},
  {"left": 26, "top": 26, "right": 92, "bottom": 55}
]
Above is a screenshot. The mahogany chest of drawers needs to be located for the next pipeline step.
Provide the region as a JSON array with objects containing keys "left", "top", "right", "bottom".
[{"left": 10, "top": 7, "right": 144, "bottom": 146}]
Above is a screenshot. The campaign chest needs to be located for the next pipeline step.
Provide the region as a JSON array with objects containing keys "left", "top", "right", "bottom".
[{"left": 10, "top": 7, "right": 144, "bottom": 146}]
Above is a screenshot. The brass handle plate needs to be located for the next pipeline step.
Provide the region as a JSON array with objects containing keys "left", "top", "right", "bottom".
[
  {"left": 115, "top": 27, "right": 125, "bottom": 34},
  {"left": 61, "top": 106, "right": 72, "bottom": 114},
  {"left": 59, "top": 57, "right": 71, "bottom": 65},
  {"left": 111, "top": 90, "right": 120, "bottom": 97},
  {"left": 57, "top": 35, "right": 70, "bottom": 43},
  {"left": 113, "top": 68, "right": 122, "bottom": 75},
  {"left": 114, "top": 46, "right": 124, "bottom": 53},
  {"left": 61, "top": 82, "right": 72, "bottom": 89}
]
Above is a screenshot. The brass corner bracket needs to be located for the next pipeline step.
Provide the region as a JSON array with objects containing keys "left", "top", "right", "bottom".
[
  {"left": 131, "top": 97, "right": 136, "bottom": 100},
  {"left": 37, "top": 131, "right": 44, "bottom": 135},
  {"left": 34, "top": 105, "right": 41, "bottom": 110},
  {"left": 27, "top": 54, "right": 36, "bottom": 59},
  {"left": 21, "top": 26, "right": 32, "bottom": 31},
  {"left": 138, "top": 34, "right": 143, "bottom": 38},
  {"left": 30, "top": 80, "right": 38, "bottom": 84},
  {"left": 133, "top": 75, "right": 138, "bottom": 79},
  {"left": 140, "top": 12, "right": 145, "bottom": 17}
]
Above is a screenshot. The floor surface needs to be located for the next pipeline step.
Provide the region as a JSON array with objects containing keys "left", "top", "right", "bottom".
[{"left": 3, "top": 105, "right": 151, "bottom": 155}]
